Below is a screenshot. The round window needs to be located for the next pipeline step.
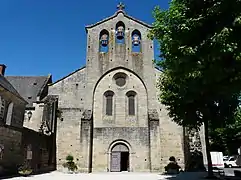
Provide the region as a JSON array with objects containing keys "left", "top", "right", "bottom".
[
  {"left": 113, "top": 72, "right": 127, "bottom": 87},
  {"left": 116, "top": 77, "right": 126, "bottom": 86}
]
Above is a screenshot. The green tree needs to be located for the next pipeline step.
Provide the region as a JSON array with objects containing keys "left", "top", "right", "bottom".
[
  {"left": 149, "top": 0, "right": 241, "bottom": 177},
  {"left": 210, "top": 107, "right": 241, "bottom": 155}
]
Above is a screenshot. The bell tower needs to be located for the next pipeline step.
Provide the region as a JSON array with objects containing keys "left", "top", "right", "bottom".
[{"left": 84, "top": 3, "right": 156, "bottom": 111}]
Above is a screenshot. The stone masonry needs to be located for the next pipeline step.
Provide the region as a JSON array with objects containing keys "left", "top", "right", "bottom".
[{"left": 47, "top": 4, "right": 206, "bottom": 173}]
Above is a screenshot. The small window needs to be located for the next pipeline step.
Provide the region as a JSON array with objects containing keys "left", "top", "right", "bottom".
[
  {"left": 126, "top": 91, "right": 136, "bottom": 116},
  {"left": 230, "top": 158, "right": 235, "bottom": 161},
  {"left": 104, "top": 91, "right": 114, "bottom": 116}
]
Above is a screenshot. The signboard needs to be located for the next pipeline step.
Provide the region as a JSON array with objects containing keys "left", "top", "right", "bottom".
[
  {"left": 27, "top": 144, "right": 32, "bottom": 160},
  {"left": 27, "top": 151, "right": 32, "bottom": 160}
]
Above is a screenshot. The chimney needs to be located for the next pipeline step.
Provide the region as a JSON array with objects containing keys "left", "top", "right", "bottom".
[{"left": 0, "top": 64, "right": 6, "bottom": 76}]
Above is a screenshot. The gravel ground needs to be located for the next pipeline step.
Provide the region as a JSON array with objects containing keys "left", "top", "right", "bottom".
[{"left": 4, "top": 171, "right": 209, "bottom": 180}]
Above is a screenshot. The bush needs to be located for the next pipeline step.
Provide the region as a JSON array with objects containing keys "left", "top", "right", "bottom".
[
  {"left": 63, "top": 154, "right": 78, "bottom": 172},
  {"left": 66, "top": 154, "right": 74, "bottom": 162}
]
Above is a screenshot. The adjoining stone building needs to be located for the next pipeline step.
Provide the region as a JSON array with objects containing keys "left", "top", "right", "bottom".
[
  {"left": 47, "top": 4, "right": 207, "bottom": 173},
  {"left": 0, "top": 64, "right": 27, "bottom": 175},
  {"left": 4, "top": 69, "right": 57, "bottom": 174}
]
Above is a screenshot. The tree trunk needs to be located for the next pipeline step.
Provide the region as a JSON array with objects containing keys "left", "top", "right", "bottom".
[{"left": 204, "top": 121, "right": 214, "bottom": 178}]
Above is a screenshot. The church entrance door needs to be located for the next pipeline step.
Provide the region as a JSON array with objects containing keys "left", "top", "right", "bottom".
[{"left": 110, "top": 143, "right": 129, "bottom": 172}]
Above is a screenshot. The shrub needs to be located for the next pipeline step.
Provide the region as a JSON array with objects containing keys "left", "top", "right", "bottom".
[{"left": 63, "top": 154, "right": 78, "bottom": 172}]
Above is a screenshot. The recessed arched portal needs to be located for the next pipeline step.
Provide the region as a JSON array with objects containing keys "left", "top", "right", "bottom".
[{"left": 109, "top": 142, "right": 130, "bottom": 172}]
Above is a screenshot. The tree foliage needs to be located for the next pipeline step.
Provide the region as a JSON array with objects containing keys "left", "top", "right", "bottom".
[
  {"left": 210, "top": 107, "right": 241, "bottom": 155},
  {"left": 149, "top": 0, "right": 241, "bottom": 176}
]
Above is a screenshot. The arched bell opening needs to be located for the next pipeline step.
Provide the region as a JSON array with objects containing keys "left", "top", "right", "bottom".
[
  {"left": 115, "top": 21, "right": 125, "bottom": 44},
  {"left": 99, "top": 29, "right": 109, "bottom": 53},
  {"left": 131, "top": 29, "right": 141, "bottom": 52}
]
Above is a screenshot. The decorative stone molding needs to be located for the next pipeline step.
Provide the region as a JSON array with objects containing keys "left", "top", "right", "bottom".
[
  {"left": 39, "top": 95, "right": 58, "bottom": 136},
  {"left": 81, "top": 109, "right": 92, "bottom": 120},
  {"left": 148, "top": 109, "right": 159, "bottom": 121}
]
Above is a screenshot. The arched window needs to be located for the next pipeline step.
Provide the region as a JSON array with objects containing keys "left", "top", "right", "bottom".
[
  {"left": 0, "top": 96, "right": 5, "bottom": 121},
  {"left": 115, "top": 21, "right": 125, "bottom": 44},
  {"left": 99, "top": 29, "right": 109, "bottom": 53},
  {"left": 6, "top": 102, "right": 13, "bottom": 125},
  {"left": 104, "top": 91, "right": 114, "bottom": 116},
  {"left": 132, "top": 30, "right": 141, "bottom": 52},
  {"left": 126, "top": 91, "right": 137, "bottom": 116}
]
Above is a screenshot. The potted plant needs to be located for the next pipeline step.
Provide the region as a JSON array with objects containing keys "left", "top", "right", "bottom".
[{"left": 62, "top": 154, "right": 78, "bottom": 173}]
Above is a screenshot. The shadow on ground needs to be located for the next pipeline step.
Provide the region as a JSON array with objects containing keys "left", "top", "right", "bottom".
[
  {"left": 158, "top": 172, "right": 213, "bottom": 180},
  {"left": 0, "top": 169, "right": 55, "bottom": 180}
]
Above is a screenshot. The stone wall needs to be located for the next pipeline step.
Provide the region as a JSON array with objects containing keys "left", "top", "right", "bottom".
[
  {"left": 0, "top": 88, "right": 26, "bottom": 175},
  {"left": 92, "top": 127, "right": 150, "bottom": 172},
  {"left": 48, "top": 68, "right": 86, "bottom": 171},
  {"left": 155, "top": 69, "right": 185, "bottom": 171},
  {"left": 0, "top": 126, "right": 23, "bottom": 175},
  {"left": 21, "top": 127, "right": 55, "bottom": 173}
]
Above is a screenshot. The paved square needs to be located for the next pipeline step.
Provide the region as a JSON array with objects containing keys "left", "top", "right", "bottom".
[{"left": 5, "top": 171, "right": 208, "bottom": 180}]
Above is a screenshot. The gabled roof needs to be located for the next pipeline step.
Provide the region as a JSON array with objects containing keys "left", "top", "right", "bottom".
[
  {"left": 6, "top": 75, "right": 51, "bottom": 107},
  {"left": 49, "top": 66, "right": 86, "bottom": 86},
  {"left": 0, "top": 75, "right": 27, "bottom": 103},
  {"left": 85, "top": 10, "right": 153, "bottom": 31}
]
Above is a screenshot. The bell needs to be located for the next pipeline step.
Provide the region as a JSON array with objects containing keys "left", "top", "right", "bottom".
[
  {"left": 116, "top": 26, "right": 125, "bottom": 40},
  {"left": 132, "top": 34, "right": 140, "bottom": 46},
  {"left": 100, "top": 34, "right": 108, "bottom": 46}
]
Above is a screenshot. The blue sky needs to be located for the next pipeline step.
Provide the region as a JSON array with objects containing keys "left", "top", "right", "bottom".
[{"left": 0, "top": 0, "right": 169, "bottom": 81}]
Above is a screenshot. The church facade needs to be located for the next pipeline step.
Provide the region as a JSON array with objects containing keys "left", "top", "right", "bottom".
[{"left": 47, "top": 5, "right": 190, "bottom": 173}]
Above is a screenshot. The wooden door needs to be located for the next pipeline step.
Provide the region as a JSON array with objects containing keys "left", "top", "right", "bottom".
[{"left": 110, "top": 152, "right": 121, "bottom": 172}]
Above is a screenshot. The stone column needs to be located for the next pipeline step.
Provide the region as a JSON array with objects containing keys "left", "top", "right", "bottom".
[
  {"left": 80, "top": 110, "right": 93, "bottom": 173},
  {"left": 148, "top": 109, "right": 161, "bottom": 172}
]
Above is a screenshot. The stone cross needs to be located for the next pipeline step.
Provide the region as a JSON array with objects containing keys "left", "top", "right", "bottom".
[{"left": 117, "top": 2, "right": 125, "bottom": 11}]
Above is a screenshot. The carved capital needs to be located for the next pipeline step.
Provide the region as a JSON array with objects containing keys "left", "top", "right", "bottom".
[{"left": 148, "top": 109, "right": 159, "bottom": 121}]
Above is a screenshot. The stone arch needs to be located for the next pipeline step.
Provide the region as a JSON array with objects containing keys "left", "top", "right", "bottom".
[
  {"left": 108, "top": 139, "right": 132, "bottom": 153},
  {"left": 108, "top": 140, "right": 132, "bottom": 172},
  {"left": 93, "top": 67, "right": 148, "bottom": 127},
  {"left": 92, "top": 67, "right": 148, "bottom": 98}
]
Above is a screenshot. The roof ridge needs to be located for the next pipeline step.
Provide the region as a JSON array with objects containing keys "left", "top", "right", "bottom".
[
  {"left": 85, "top": 11, "right": 152, "bottom": 31},
  {"left": 49, "top": 66, "right": 86, "bottom": 86},
  {"left": 0, "top": 75, "right": 27, "bottom": 103}
]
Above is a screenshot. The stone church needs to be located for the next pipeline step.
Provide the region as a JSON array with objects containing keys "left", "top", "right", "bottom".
[
  {"left": 47, "top": 4, "right": 204, "bottom": 173},
  {"left": 4, "top": 3, "right": 207, "bottom": 174}
]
